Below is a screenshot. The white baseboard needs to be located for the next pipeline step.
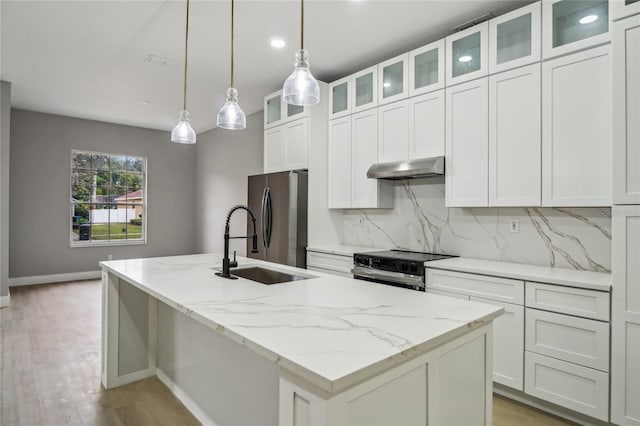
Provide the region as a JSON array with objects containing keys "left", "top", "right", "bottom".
[
  {"left": 0, "top": 291, "right": 9, "bottom": 308},
  {"left": 156, "top": 368, "right": 219, "bottom": 426},
  {"left": 8, "top": 270, "right": 101, "bottom": 287}
]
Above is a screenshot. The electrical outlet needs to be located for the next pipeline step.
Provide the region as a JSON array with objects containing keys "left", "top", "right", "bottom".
[
  {"left": 509, "top": 219, "right": 519, "bottom": 233},
  {"left": 108, "top": 254, "right": 113, "bottom": 261},
  {"left": 358, "top": 217, "right": 365, "bottom": 227}
]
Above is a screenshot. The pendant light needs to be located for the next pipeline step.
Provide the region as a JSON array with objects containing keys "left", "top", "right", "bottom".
[
  {"left": 216, "top": 0, "right": 246, "bottom": 130},
  {"left": 282, "top": 0, "right": 319, "bottom": 106},
  {"left": 171, "top": 0, "right": 196, "bottom": 144}
]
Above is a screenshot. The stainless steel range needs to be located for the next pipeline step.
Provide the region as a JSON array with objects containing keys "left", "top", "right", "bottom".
[{"left": 352, "top": 250, "right": 457, "bottom": 291}]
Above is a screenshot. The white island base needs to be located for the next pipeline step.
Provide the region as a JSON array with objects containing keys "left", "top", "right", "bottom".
[{"left": 100, "top": 255, "right": 499, "bottom": 426}]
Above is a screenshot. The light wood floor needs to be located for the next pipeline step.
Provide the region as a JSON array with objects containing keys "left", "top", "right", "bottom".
[{"left": 0, "top": 280, "right": 578, "bottom": 426}]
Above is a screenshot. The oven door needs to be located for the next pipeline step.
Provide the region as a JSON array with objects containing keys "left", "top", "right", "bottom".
[{"left": 352, "top": 266, "right": 425, "bottom": 291}]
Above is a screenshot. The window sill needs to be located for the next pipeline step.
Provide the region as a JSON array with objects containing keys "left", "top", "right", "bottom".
[{"left": 70, "top": 240, "right": 147, "bottom": 248}]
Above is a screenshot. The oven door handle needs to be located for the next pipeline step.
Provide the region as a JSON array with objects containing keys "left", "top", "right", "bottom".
[{"left": 351, "top": 266, "right": 424, "bottom": 289}]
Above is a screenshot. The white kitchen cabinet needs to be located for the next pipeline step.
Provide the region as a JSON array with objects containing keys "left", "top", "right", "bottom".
[
  {"left": 352, "top": 66, "right": 378, "bottom": 114},
  {"left": 446, "top": 21, "right": 489, "bottom": 86},
  {"left": 378, "top": 53, "right": 409, "bottom": 105},
  {"left": 328, "top": 117, "right": 352, "bottom": 209},
  {"left": 426, "top": 288, "right": 470, "bottom": 300},
  {"left": 264, "top": 127, "right": 286, "bottom": 173},
  {"left": 471, "top": 297, "right": 524, "bottom": 391},
  {"left": 409, "top": 39, "right": 445, "bottom": 97},
  {"left": 378, "top": 100, "right": 409, "bottom": 163},
  {"left": 489, "top": 2, "right": 541, "bottom": 74},
  {"left": 542, "top": 45, "right": 612, "bottom": 206},
  {"left": 613, "top": 15, "right": 640, "bottom": 204},
  {"left": 612, "top": 0, "right": 640, "bottom": 21},
  {"left": 426, "top": 269, "right": 525, "bottom": 305},
  {"left": 612, "top": 206, "right": 640, "bottom": 426},
  {"left": 524, "top": 352, "right": 610, "bottom": 421},
  {"left": 329, "top": 76, "right": 351, "bottom": 120},
  {"left": 542, "top": 0, "right": 611, "bottom": 60},
  {"left": 489, "top": 64, "right": 541, "bottom": 206},
  {"left": 525, "top": 281, "right": 610, "bottom": 321},
  {"left": 264, "top": 118, "right": 308, "bottom": 173},
  {"left": 445, "top": 78, "right": 489, "bottom": 207},
  {"left": 264, "top": 90, "right": 307, "bottom": 129},
  {"left": 353, "top": 109, "right": 392, "bottom": 208},
  {"left": 408, "top": 91, "right": 445, "bottom": 159},
  {"left": 306, "top": 250, "right": 354, "bottom": 278}
]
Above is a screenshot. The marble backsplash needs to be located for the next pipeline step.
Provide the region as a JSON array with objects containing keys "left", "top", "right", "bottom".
[{"left": 342, "top": 179, "right": 611, "bottom": 272}]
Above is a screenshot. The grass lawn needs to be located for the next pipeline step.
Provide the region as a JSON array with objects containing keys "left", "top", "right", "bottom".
[{"left": 72, "top": 222, "right": 142, "bottom": 241}]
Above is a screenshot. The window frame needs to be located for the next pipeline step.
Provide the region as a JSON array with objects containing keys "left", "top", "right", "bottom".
[{"left": 69, "top": 149, "right": 148, "bottom": 248}]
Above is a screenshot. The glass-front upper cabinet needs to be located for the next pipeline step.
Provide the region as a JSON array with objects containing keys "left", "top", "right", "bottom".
[
  {"left": 351, "top": 66, "right": 378, "bottom": 113},
  {"left": 378, "top": 53, "right": 409, "bottom": 105},
  {"left": 542, "top": 0, "right": 610, "bottom": 59},
  {"left": 329, "top": 77, "right": 351, "bottom": 119},
  {"left": 409, "top": 39, "right": 445, "bottom": 97},
  {"left": 264, "top": 90, "right": 307, "bottom": 127},
  {"left": 446, "top": 21, "right": 489, "bottom": 86},
  {"left": 489, "top": 2, "right": 541, "bottom": 74},
  {"left": 264, "top": 91, "right": 283, "bottom": 129},
  {"left": 611, "top": 0, "right": 640, "bottom": 21}
]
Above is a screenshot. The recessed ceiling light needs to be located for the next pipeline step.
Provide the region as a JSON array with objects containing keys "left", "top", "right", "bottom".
[
  {"left": 579, "top": 14, "right": 598, "bottom": 24},
  {"left": 139, "top": 100, "right": 151, "bottom": 105},
  {"left": 270, "top": 38, "right": 285, "bottom": 48},
  {"left": 458, "top": 55, "right": 473, "bottom": 63}
]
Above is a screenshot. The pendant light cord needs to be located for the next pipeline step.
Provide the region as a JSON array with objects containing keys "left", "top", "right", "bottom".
[
  {"left": 182, "top": 0, "right": 190, "bottom": 111},
  {"left": 230, "top": 0, "right": 235, "bottom": 88},
  {"left": 300, "top": 0, "right": 304, "bottom": 50}
]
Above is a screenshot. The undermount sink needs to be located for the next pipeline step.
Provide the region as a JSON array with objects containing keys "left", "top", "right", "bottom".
[{"left": 225, "top": 266, "right": 313, "bottom": 285}]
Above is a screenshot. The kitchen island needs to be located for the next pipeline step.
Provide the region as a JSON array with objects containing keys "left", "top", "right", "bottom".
[{"left": 100, "top": 254, "right": 502, "bottom": 426}]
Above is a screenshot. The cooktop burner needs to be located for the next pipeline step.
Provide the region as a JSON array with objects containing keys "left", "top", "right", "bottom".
[{"left": 355, "top": 249, "right": 456, "bottom": 263}]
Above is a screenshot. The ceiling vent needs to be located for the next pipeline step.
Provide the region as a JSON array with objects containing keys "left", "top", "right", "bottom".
[{"left": 144, "top": 54, "right": 180, "bottom": 68}]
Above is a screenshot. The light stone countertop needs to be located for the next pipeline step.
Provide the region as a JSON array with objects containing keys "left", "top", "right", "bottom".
[
  {"left": 306, "top": 244, "right": 376, "bottom": 257},
  {"left": 100, "top": 253, "right": 502, "bottom": 394},
  {"left": 425, "top": 257, "right": 612, "bottom": 291}
]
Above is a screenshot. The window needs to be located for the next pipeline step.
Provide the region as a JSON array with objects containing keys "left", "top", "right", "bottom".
[{"left": 70, "top": 150, "right": 146, "bottom": 246}]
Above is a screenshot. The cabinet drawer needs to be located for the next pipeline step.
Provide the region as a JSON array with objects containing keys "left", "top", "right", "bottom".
[
  {"left": 526, "top": 282, "right": 610, "bottom": 321},
  {"left": 306, "top": 252, "right": 353, "bottom": 274},
  {"left": 426, "top": 269, "right": 524, "bottom": 304},
  {"left": 524, "top": 352, "right": 609, "bottom": 421},
  {"left": 307, "top": 266, "right": 352, "bottom": 279},
  {"left": 525, "top": 308, "right": 610, "bottom": 371},
  {"left": 426, "top": 289, "right": 469, "bottom": 300},
  {"left": 471, "top": 297, "right": 524, "bottom": 391}
]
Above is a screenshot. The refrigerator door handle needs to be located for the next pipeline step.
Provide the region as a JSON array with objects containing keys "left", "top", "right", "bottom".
[
  {"left": 266, "top": 187, "right": 273, "bottom": 248},
  {"left": 261, "top": 187, "right": 268, "bottom": 248}
]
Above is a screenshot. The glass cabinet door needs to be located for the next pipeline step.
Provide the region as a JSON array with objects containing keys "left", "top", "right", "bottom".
[
  {"left": 489, "top": 2, "right": 541, "bottom": 74},
  {"left": 446, "top": 21, "right": 488, "bottom": 86},
  {"left": 329, "top": 78, "right": 350, "bottom": 119},
  {"left": 264, "top": 92, "right": 283, "bottom": 128},
  {"left": 378, "top": 53, "right": 409, "bottom": 105},
  {"left": 543, "top": 0, "right": 610, "bottom": 59},
  {"left": 409, "top": 39, "right": 444, "bottom": 96},
  {"left": 286, "top": 103, "right": 305, "bottom": 120},
  {"left": 352, "top": 65, "right": 378, "bottom": 113}
]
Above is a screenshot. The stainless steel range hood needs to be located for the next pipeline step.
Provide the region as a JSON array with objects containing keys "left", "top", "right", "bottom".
[{"left": 367, "top": 156, "right": 445, "bottom": 180}]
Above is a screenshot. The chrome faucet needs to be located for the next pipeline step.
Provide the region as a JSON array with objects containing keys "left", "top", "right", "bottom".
[{"left": 216, "top": 205, "right": 259, "bottom": 279}]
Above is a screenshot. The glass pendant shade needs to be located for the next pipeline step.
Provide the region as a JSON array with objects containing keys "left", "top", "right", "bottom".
[
  {"left": 282, "top": 49, "right": 320, "bottom": 106},
  {"left": 171, "top": 110, "right": 196, "bottom": 144},
  {"left": 217, "top": 87, "right": 246, "bottom": 130}
]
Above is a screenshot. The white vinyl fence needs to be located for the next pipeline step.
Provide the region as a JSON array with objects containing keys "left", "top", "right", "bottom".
[{"left": 89, "top": 208, "right": 136, "bottom": 223}]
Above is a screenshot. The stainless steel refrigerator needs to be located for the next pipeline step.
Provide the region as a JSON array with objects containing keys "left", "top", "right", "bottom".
[{"left": 246, "top": 170, "right": 308, "bottom": 268}]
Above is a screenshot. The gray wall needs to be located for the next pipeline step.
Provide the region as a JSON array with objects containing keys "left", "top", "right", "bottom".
[
  {"left": 195, "top": 111, "right": 263, "bottom": 255},
  {"left": 9, "top": 109, "right": 198, "bottom": 278},
  {"left": 0, "top": 82, "right": 11, "bottom": 299}
]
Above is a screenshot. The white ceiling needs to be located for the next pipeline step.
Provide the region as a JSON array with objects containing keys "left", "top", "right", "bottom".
[{"left": 1, "top": 0, "right": 530, "bottom": 133}]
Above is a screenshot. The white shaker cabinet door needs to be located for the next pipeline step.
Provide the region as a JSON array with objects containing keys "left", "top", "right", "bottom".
[
  {"left": 445, "top": 78, "right": 489, "bottom": 207},
  {"left": 489, "top": 63, "right": 541, "bottom": 206},
  {"left": 542, "top": 46, "right": 612, "bottom": 207},
  {"left": 408, "top": 91, "right": 445, "bottom": 160},
  {"left": 264, "top": 127, "right": 286, "bottom": 173},
  {"left": 471, "top": 297, "right": 524, "bottom": 391},
  {"left": 284, "top": 118, "right": 308, "bottom": 171},
  {"left": 378, "top": 100, "right": 409, "bottom": 163},
  {"left": 353, "top": 110, "right": 391, "bottom": 208},
  {"left": 612, "top": 0, "right": 640, "bottom": 21},
  {"left": 613, "top": 15, "right": 640, "bottom": 204},
  {"left": 612, "top": 206, "right": 640, "bottom": 426},
  {"left": 327, "top": 117, "right": 352, "bottom": 209}
]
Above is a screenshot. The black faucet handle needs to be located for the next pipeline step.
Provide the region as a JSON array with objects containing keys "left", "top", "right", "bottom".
[
  {"left": 251, "top": 234, "right": 259, "bottom": 253},
  {"left": 230, "top": 250, "right": 238, "bottom": 268}
]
